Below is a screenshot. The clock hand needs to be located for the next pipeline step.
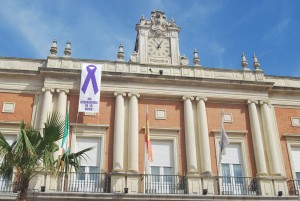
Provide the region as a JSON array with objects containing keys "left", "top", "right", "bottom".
[{"left": 157, "top": 40, "right": 163, "bottom": 49}]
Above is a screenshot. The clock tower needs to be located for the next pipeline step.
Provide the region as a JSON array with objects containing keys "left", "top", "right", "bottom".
[{"left": 130, "top": 10, "right": 187, "bottom": 66}]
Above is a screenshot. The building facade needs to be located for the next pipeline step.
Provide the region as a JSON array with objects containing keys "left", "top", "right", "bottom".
[{"left": 0, "top": 10, "right": 300, "bottom": 200}]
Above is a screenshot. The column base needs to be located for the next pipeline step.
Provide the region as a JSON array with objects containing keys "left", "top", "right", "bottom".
[
  {"left": 258, "top": 176, "right": 288, "bottom": 196},
  {"left": 126, "top": 174, "right": 140, "bottom": 193},
  {"left": 186, "top": 175, "right": 202, "bottom": 195},
  {"left": 202, "top": 175, "right": 215, "bottom": 195},
  {"left": 110, "top": 174, "right": 126, "bottom": 193}
]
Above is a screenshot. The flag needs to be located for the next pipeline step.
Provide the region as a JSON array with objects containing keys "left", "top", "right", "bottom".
[
  {"left": 78, "top": 63, "right": 102, "bottom": 112},
  {"left": 220, "top": 111, "right": 229, "bottom": 156},
  {"left": 145, "top": 106, "right": 153, "bottom": 174},
  {"left": 61, "top": 101, "right": 70, "bottom": 155}
]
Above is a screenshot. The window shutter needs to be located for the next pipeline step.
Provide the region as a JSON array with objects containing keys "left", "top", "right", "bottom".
[
  {"left": 76, "top": 137, "right": 100, "bottom": 166},
  {"left": 221, "top": 143, "right": 242, "bottom": 164},
  {"left": 151, "top": 140, "right": 173, "bottom": 167},
  {"left": 291, "top": 146, "right": 300, "bottom": 172}
]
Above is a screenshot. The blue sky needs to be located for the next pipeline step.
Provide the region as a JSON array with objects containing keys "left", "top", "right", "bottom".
[{"left": 0, "top": 0, "right": 299, "bottom": 77}]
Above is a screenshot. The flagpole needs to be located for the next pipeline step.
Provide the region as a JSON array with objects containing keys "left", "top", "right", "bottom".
[{"left": 218, "top": 110, "right": 224, "bottom": 175}]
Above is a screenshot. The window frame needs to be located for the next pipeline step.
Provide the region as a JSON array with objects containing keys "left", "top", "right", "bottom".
[
  {"left": 285, "top": 134, "right": 300, "bottom": 181},
  {"left": 213, "top": 130, "right": 250, "bottom": 177},
  {"left": 146, "top": 127, "right": 180, "bottom": 175},
  {"left": 70, "top": 123, "right": 108, "bottom": 173}
]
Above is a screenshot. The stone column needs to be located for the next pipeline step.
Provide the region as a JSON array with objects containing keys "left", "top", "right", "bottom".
[
  {"left": 247, "top": 100, "right": 268, "bottom": 175},
  {"left": 39, "top": 88, "right": 54, "bottom": 130},
  {"left": 128, "top": 93, "right": 140, "bottom": 173},
  {"left": 260, "top": 101, "right": 281, "bottom": 176},
  {"left": 183, "top": 96, "right": 198, "bottom": 174},
  {"left": 56, "top": 89, "right": 69, "bottom": 119},
  {"left": 196, "top": 97, "right": 212, "bottom": 175},
  {"left": 113, "top": 92, "right": 126, "bottom": 172}
]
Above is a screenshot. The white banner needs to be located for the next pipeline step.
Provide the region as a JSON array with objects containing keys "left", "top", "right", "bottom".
[{"left": 78, "top": 63, "right": 102, "bottom": 112}]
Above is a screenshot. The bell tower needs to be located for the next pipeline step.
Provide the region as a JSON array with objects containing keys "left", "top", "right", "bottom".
[{"left": 130, "top": 10, "right": 188, "bottom": 66}]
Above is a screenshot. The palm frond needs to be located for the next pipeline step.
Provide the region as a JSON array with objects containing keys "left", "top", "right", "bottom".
[{"left": 43, "top": 112, "right": 64, "bottom": 143}]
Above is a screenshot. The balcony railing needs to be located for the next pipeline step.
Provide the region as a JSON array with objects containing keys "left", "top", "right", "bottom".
[
  {"left": 0, "top": 178, "right": 13, "bottom": 192},
  {"left": 287, "top": 180, "right": 300, "bottom": 196},
  {"left": 143, "top": 174, "right": 186, "bottom": 194},
  {"left": 216, "top": 176, "right": 260, "bottom": 195},
  {"left": 59, "top": 172, "right": 109, "bottom": 193}
]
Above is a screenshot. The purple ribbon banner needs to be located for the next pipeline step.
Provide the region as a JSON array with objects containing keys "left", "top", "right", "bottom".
[{"left": 81, "top": 65, "right": 99, "bottom": 94}]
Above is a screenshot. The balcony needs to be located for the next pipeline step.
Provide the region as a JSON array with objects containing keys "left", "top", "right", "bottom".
[
  {"left": 59, "top": 172, "right": 109, "bottom": 193},
  {"left": 216, "top": 176, "right": 260, "bottom": 195},
  {"left": 142, "top": 174, "right": 186, "bottom": 194}
]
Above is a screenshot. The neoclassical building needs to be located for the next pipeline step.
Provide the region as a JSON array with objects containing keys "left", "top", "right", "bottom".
[{"left": 0, "top": 10, "right": 300, "bottom": 200}]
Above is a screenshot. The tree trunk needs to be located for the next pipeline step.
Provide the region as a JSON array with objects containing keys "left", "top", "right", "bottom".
[{"left": 17, "top": 179, "right": 29, "bottom": 201}]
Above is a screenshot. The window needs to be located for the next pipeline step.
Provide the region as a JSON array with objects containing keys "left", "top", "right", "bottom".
[
  {"left": 0, "top": 134, "right": 16, "bottom": 192},
  {"left": 149, "top": 140, "right": 174, "bottom": 193},
  {"left": 73, "top": 136, "right": 101, "bottom": 192},
  {"left": 290, "top": 146, "right": 300, "bottom": 187},
  {"left": 220, "top": 143, "right": 245, "bottom": 194}
]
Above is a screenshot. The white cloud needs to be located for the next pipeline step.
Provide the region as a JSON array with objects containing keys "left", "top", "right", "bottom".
[{"left": 0, "top": 1, "right": 56, "bottom": 57}]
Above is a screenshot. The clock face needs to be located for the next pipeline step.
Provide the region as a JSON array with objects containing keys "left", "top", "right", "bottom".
[{"left": 148, "top": 37, "right": 170, "bottom": 57}]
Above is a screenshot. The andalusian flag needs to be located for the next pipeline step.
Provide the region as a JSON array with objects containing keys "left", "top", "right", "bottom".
[{"left": 61, "top": 101, "right": 70, "bottom": 155}]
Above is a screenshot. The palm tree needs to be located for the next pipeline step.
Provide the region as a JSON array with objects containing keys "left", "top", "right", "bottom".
[{"left": 0, "top": 113, "right": 92, "bottom": 201}]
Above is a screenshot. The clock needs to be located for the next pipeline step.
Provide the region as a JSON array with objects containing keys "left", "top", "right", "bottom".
[{"left": 148, "top": 37, "right": 170, "bottom": 57}]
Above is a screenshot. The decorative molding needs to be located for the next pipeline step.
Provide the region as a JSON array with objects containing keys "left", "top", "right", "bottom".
[
  {"left": 128, "top": 93, "right": 140, "bottom": 98},
  {"left": 0, "top": 121, "right": 21, "bottom": 134},
  {"left": 155, "top": 109, "right": 166, "bottom": 120},
  {"left": 195, "top": 97, "right": 207, "bottom": 102},
  {"left": 2, "top": 102, "right": 15, "bottom": 113},
  {"left": 142, "top": 127, "right": 180, "bottom": 136},
  {"left": 212, "top": 130, "right": 247, "bottom": 137},
  {"left": 291, "top": 117, "right": 300, "bottom": 127},
  {"left": 70, "top": 123, "right": 109, "bottom": 135},
  {"left": 84, "top": 112, "right": 96, "bottom": 116},
  {"left": 56, "top": 89, "right": 70, "bottom": 94},
  {"left": 42, "top": 88, "right": 55, "bottom": 93},
  {"left": 247, "top": 99, "right": 258, "bottom": 104},
  {"left": 114, "top": 92, "right": 126, "bottom": 97},
  {"left": 284, "top": 134, "right": 300, "bottom": 142},
  {"left": 182, "top": 96, "right": 194, "bottom": 101}
]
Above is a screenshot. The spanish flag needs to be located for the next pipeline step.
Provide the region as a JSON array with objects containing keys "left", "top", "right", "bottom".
[{"left": 145, "top": 105, "right": 153, "bottom": 161}]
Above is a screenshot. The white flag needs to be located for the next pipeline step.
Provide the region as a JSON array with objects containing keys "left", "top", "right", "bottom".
[
  {"left": 78, "top": 63, "right": 102, "bottom": 112},
  {"left": 220, "top": 112, "right": 229, "bottom": 155}
]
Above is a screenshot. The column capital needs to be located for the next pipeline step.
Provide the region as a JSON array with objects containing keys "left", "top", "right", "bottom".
[
  {"left": 195, "top": 97, "right": 207, "bottom": 102},
  {"left": 128, "top": 93, "right": 140, "bottom": 98},
  {"left": 42, "top": 88, "right": 55, "bottom": 93},
  {"left": 259, "top": 100, "right": 271, "bottom": 106},
  {"left": 247, "top": 99, "right": 258, "bottom": 104},
  {"left": 56, "top": 89, "right": 69, "bottom": 94},
  {"left": 182, "top": 96, "right": 194, "bottom": 101},
  {"left": 114, "top": 92, "right": 126, "bottom": 97}
]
